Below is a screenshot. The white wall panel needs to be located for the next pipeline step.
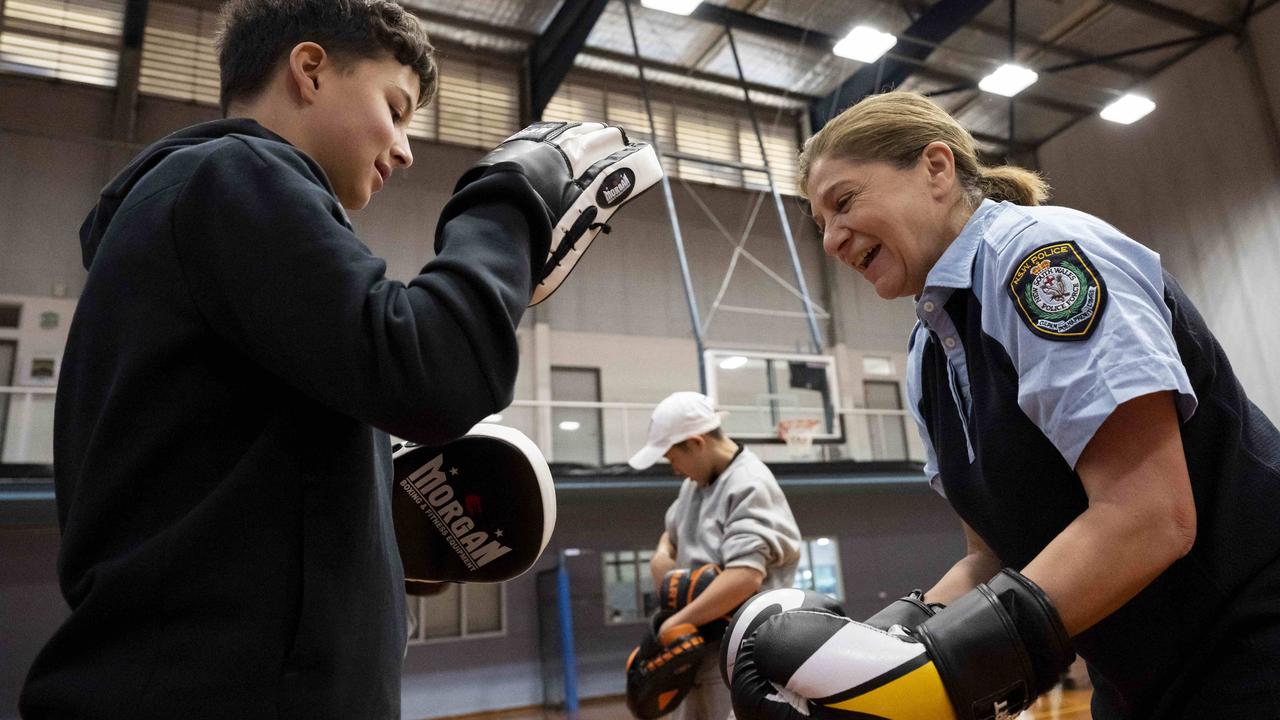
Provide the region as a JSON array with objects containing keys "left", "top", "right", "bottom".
[
  {"left": 536, "top": 178, "right": 838, "bottom": 349},
  {"left": 1038, "top": 6, "right": 1280, "bottom": 419},
  {"left": 0, "top": 130, "right": 111, "bottom": 297}
]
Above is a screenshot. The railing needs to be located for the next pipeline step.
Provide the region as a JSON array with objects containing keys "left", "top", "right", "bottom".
[
  {"left": 503, "top": 399, "right": 921, "bottom": 465},
  {"left": 0, "top": 390, "right": 923, "bottom": 468},
  {"left": 0, "top": 386, "right": 56, "bottom": 465}
]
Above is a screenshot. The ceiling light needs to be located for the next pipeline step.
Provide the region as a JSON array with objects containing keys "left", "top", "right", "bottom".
[
  {"left": 558, "top": 420, "right": 581, "bottom": 431},
  {"left": 1100, "top": 93, "right": 1156, "bottom": 125},
  {"left": 718, "top": 355, "right": 749, "bottom": 370},
  {"left": 816, "top": 537, "right": 831, "bottom": 546},
  {"left": 978, "top": 64, "right": 1038, "bottom": 97},
  {"left": 640, "top": 0, "right": 702, "bottom": 15},
  {"left": 832, "top": 26, "right": 898, "bottom": 64}
]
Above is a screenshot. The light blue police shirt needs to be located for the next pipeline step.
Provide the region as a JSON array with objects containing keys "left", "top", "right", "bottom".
[{"left": 905, "top": 199, "right": 1198, "bottom": 494}]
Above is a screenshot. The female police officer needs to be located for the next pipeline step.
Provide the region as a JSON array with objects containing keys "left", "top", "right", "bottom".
[{"left": 723, "top": 91, "right": 1280, "bottom": 720}]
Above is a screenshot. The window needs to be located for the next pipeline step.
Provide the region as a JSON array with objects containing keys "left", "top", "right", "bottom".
[
  {"left": 740, "top": 117, "right": 800, "bottom": 196},
  {"left": 551, "top": 366, "right": 603, "bottom": 465},
  {"left": 793, "top": 536, "right": 843, "bottom": 599},
  {"left": 0, "top": 0, "right": 123, "bottom": 87},
  {"left": 864, "top": 380, "right": 908, "bottom": 461},
  {"left": 135, "top": 5, "right": 521, "bottom": 147},
  {"left": 0, "top": 302, "right": 20, "bottom": 328},
  {"left": 603, "top": 549, "right": 656, "bottom": 625},
  {"left": 544, "top": 77, "right": 802, "bottom": 196},
  {"left": 408, "top": 53, "right": 518, "bottom": 149},
  {"left": 861, "top": 355, "right": 894, "bottom": 377},
  {"left": 406, "top": 582, "right": 504, "bottom": 643},
  {"left": 542, "top": 80, "right": 606, "bottom": 132},
  {"left": 138, "top": 1, "right": 219, "bottom": 105},
  {"left": 0, "top": 341, "right": 14, "bottom": 459},
  {"left": 675, "top": 101, "right": 741, "bottom": 188}
]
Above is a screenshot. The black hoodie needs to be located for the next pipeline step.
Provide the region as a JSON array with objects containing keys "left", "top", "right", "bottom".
[{"left": 21, "top": 119, "right": 550, "bottom": 719}]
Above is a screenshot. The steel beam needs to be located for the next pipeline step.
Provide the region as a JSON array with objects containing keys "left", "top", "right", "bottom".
[
  {"left": 111, "top": 0, "right": 148, "bottom": 143},
  {"left": 972, "top": 131, "right": 1035, "bottom": 153},
  {"left": 622, "top": 0, "right": 708, "bottom": 392},
  {"left": 1025, "top": 0, "right": 1280, "bottom": 150},
  {"left": 1039, "top": 32, "right": 1220, "bottom": 74},
  {"left": 810, "top": 0, "right": 997, "bottom": 131},
  {"left": 1031, "top": 32, "right": 1216, "bottom": 149},
  {"left": 963, "top": 16, "right": 1146, "bottom": 76},
  {"left": 1105, "top": 0, "right": 1241, "bottom": 36},
  {"left": 528, "top": 0, "right": 609, "bottom": 120},
  {"left": 688, "top": 3, "right": 816, "bottom": 45},
  {"left": 579, "top": 47, "right": 805, "bottom": 104},
  {"left": 724, "top": 25, "right": 825, "bottom": 354}
]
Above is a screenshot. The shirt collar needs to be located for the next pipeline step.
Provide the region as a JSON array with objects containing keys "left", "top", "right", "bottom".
[
  {"left": 701, "top": 444, "right": 746, "bottom": 489},
  {"left": 921, "top": 198, "right": 1001, "bottom": 291}
]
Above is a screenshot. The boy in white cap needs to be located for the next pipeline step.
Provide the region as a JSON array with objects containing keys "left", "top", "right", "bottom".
[{"left": 631, "top": 391, "right": 802, "bottom": 720}]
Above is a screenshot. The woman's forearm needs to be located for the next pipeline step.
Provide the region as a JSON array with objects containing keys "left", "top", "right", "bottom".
[{"left": 1022, "top": 500, "right": 1193, "bottom": 636}]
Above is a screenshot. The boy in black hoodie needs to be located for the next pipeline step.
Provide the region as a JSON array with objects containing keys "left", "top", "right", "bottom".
[{"left": 19, "top": 1, "right": 620, "bottom": 718}]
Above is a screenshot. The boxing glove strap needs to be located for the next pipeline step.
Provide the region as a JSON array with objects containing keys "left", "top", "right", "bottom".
[
  {"left": 915, "top": 569, "right": 1074, "bottom": 720},
  {"left": 864, "top": 589, "right": 943, "bottom": 631}
]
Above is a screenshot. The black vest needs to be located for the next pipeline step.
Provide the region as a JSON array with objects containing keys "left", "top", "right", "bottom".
[{"left": 919, "top": 272, "right": 1280, "bottom": 718}]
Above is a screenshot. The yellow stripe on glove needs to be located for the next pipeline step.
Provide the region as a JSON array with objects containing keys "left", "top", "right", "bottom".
[{"left": 750, "top": 608, "right": 957, "bottom": 720}]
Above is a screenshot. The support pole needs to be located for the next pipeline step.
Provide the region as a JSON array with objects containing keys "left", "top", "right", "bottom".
[
  {"left": 1008, "top": 0, "right": 1017, "bottom": 150},
  {"left": 724, "top": 26, "right": 824, "bottom": 354},
  {"left": 622, "top": 0, "right": 708, "bottom": 392},
  {"left": 111, "top": 0, "right": 148, "bottom": 145},
  {"left": 556, "top": 553, "right": 579, "bottom": 717}
]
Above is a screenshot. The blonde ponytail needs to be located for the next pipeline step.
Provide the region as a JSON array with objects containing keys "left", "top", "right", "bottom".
[
  {"left": 974, "top": 164, "right": 1050, "bottom": 206},
  {"left": 799, "top": 91, "right": 1050, "bottom": 207}
]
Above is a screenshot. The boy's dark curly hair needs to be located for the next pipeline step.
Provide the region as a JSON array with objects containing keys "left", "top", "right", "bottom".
[{"left": 217, "top": 0, "right": 436, "bottom": 116}]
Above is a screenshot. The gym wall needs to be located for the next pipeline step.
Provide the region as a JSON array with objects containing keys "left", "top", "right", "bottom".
[{"left": 1039, "top": 3, "right": 1280, "bottom": 420}]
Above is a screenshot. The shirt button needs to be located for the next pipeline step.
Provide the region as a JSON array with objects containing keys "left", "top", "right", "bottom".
[
  {"left": 922, "top": 301, "right": 936, "bottom": 313},
  {"left": 943, "top": 336, "right": 958, "bottom": 349}
]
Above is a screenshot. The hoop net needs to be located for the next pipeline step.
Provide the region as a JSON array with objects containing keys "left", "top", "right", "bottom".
[{"left": 777, "top": 418, "right": 822, "bottom": 459}]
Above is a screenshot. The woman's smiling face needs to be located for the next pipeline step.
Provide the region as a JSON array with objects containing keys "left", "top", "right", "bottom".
[{"left": 808, "top": 146, "right": 959, "bottom": 299}]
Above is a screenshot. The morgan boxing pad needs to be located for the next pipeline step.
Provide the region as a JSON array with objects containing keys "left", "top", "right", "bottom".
[
  {"left": 392, "top": 423, "right": 555, "bottom": 586},
  {"left": 445, "top": 121, "right": 663, "bottom": 306}
]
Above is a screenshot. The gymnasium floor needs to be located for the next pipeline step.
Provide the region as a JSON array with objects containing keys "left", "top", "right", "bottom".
[{"left": 445, "top": 686, "right": 1094, "bottom": 719}]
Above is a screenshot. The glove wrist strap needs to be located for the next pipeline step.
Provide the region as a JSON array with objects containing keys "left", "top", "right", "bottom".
[{"left": 915, "top": 568, "right": 1074, "bottom": 720}]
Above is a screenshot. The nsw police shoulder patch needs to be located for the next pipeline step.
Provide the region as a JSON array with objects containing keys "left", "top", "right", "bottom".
[{"left": 1006, "top": 241, "right": 1106, "bottom": 341}]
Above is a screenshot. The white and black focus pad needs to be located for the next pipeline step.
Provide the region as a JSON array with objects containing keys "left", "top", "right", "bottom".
[
  {"left": 720, "top": 588, "right": 844, "bottom": 687},
  {"left": 392, "top": 423, "right": 555, "bottom": 585},
  {"left": 530, "top": 122, "right": 661, "bottom": 306},
  {"left": 447, "top": 121, "right": 663, "bottom": 306}
]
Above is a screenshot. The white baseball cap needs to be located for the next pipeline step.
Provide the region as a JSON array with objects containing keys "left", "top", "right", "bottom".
[{"left": 628, "top": 392, "right": 727, "bottom": 470}]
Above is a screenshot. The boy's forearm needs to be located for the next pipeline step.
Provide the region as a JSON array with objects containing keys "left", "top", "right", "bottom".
[
  {"left": 650, "top": 534, "right": 677, "bottom": 589},
  {"left": 663, "top": 567, "right": 763, "bottom": 630}
]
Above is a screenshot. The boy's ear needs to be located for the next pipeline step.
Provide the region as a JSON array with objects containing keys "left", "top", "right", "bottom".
[{"left": 287, "top": 42, "right": 328, "bottom": 104}]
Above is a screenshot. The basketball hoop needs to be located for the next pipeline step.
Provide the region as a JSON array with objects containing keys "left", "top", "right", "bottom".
[{"left": 777, "top": 418, "right": 822, "bottom": 459}]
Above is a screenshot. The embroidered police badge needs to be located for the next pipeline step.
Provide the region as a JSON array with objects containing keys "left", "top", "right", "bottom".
[{"left": 1007, "top": 241, "right": 1106, "bottom": 341}]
